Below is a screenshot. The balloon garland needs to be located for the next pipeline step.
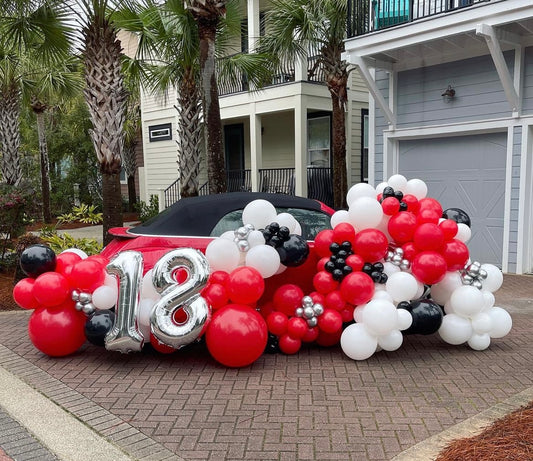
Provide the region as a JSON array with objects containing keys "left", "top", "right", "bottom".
[{"left": 13, "top": 175, "right": 512, "bottom": 366}]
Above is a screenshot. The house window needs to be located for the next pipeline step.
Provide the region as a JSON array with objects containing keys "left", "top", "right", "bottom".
[
  {"left": 361, "top": 109, "right": 369, "bottom": 183},
  {"left": 149, "top": 123, "right": 172, "bottom": 142},
  {"left": 307, "top": 115, "right": 331, "bottom": 167},
  {"left": 120, "top": 167, "right": 127, "bottom": 185}
]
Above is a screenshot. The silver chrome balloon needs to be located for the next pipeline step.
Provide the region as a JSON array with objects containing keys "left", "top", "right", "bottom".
[
  {"left": 150, "top": 248, "right": 210, "bottom": 350},
  {"left": 460, "top": 260, "right": 486, "bottom": 290},
  {"left": 386, "top": 246, "right": 410, "bottom": 270},
  {"left": 105, "top": 251, "right": 145, "bottom": 353},
  {"left": 295, "top": 296, "right": 325, "bottom": 327}
]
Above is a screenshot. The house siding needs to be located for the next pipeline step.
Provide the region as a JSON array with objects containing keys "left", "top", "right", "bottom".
[
  {"left": 374, "top": 70, "right": 389, "bottom": 184},
  {"left": 522, "top": 47, "right": 533, "bottom": 115},
  {"left": 507, "top": 125, "right": 522, "bottom": 272}
]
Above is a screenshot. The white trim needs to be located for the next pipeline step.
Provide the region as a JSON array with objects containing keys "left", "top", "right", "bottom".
[
  {"left": 501, "top": 126, "right": 514, "bottom": 273},
  {"left": 368, "top": 70, "right": 376, "bottom": 186},
  {"left": 517, "top": 124, "right": 533, "bottom": 274}
]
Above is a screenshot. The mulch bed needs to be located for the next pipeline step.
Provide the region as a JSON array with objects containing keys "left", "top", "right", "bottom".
[{"left": 435, "top": 401, "right": 533, "bottom": 460}]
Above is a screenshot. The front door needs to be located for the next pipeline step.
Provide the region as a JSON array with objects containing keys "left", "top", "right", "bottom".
[{"left": 224, "top": 124, "right": 245, "bottom": 192}]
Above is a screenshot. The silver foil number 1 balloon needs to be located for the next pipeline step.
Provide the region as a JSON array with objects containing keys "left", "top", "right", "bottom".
[
  {"left": 106, "top": 251, "right": 145, "bottom": 353},
  {"left": 150, "top": 248, "right": 210, "bottom": 349}
]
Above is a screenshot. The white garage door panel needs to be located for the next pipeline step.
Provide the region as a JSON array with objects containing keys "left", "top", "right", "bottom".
[{"left": 399, "top": 133, "right": 506, "bottom": 267}]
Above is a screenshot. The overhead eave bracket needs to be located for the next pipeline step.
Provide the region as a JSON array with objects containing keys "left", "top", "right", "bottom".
[
  {"left": 352, "top": 56, "right": 396, "bottom": 127},
  {"left": 476, "top": 23, "right": 520, "bottom": 113}
]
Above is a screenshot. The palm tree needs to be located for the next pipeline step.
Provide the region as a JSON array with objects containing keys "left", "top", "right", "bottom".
[
  {"left": 28, "top": 56, "right": 83, "bottom": 222},
  {"left": 0, "top": 0, "right": 72, "bottom": 186},
  {"left": 260, "top": 0, "right": 352, "bottom": 209},
  {"left": 72, "top": 0, "right": 128, "bottom": 244}
]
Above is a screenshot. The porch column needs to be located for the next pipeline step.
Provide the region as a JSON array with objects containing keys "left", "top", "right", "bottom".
[
  {"left": 294, "top": 99, "right": 307, "bottom": 197},
  {"left": 250, "top": 111, "right": 262, "bottom": 192},
  {"left": 247, "top": 0, "right": 260, "bottom": 52}
]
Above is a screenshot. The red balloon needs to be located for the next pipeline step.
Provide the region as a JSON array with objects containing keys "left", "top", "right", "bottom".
[
  {"left": 312, "top": 271, "right": 339, "bottom": 295},
  {"left": 149, "top": 334, "right": 176, "bottom": 354},
  {"left": 353, "top": 229, "right": 388, "bottom": 262},
  {"left": 442, "top": 239, "right": 469, "bottom": 271},
  {"left": 202, "top": 283, "right": 229, "bottom": 310},
  {"left": 419, "top": 197, "right": 443, "bottom": 216},
  {"left": 278, "top": 334, "right": 301, "bottom": 354},
  {"left": 227, "top": 267, "right": 265, "bottom": 305},
  {"left": 413, "top": 223, "right": 445, "bottom": 252},
  {"left": 287, "top": 317, "right": 308, "bottom": 339},
  {"left": 55, "top": 252, "right": 81, "bottom": 276},
  {"left": 416, "top": 208, "right": 441, "bottom": 225},
  {"left": 401, "top": 242, "right": 418, "bottom": 261},
  {"left": 309, "top": 292, "right": 326, "bottom": 306},
  {"left": 273, "top": 284, "right": 304, "bottom": 316},
  {"left": 33, "top": 272, "right": 70, "bottom": 307},
  {"left": 205, "top": 304, "right": 268, "bottom": 367},
  {"left": 325, "top": 290, "right": 346, "bottom": 311},
  {"left": 381, "top": 197, "right": 400, "bottom": 216},
  {"left": 28, "top": 307, "right": 86, "bottom": 356},
  {"left": 13, "top": 278, "right": 39, "bottom": 310},
  {"left": 316, "top": 329, "right": 342, "bottom": 347},
  {"left": 302, "top": 326, "right": 319, "bottom": 342},
  {"left": 340, "top": 305, "right": 355, "bottom": 323},
  {"left": 316, "top": 257, "right": 329, "bottom": 272},
  {"left": 439, "top": 219, "right": 459, "bottom": 241},
  {"left": 314, "top": 229, "right": 335, "bottom": 258},
  {"left": 86, "top": 254, "right": 109, "bottom": 266},
  {"left": 340, "top": 272, "right": 374, "bottom": 305},
  {"left": 402, "top": 194, "right": 420, "bottom": 214},
  {"left": 411, "top": 251, "right": 447, "bottom": 285},
  {"left": 259, "top": 301, "right": 276, "bottom": 319},
  {"left": 388, "top": 212, "right": 417, "bottom": 245},
  {"left": 69, "top": 259, "right": 105, "bottom": 292},
  {"left": 317, "top": 309, "right": 343, "bottom": 334},
  {"left": 346, "top": 254, "right": 365, "bottom": 272},
  {"left": 266, "top": 311, "right": 289, "bottom": 336},
  {"left": 209, "top": 271, "right": 230, "bottom": 286},
  {"left": 333, "top": 223, "right": 356, "bottom": 246}
]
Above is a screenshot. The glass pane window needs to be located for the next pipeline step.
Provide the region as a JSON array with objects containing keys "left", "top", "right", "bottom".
[{"left": 308, "top": 116, "right": 331, "bottom": 167}]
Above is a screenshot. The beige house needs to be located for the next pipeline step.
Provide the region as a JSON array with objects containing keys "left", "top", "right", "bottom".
[{"left": 125, "top": 0, "right": 369, "bottom": 210}]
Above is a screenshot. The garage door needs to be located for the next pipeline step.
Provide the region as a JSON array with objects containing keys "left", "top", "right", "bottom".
[{"left": 399, "top": 133, "right": 506, "bottom": 267}]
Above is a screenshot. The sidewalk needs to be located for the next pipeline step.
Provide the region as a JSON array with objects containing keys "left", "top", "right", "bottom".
[{"left": 0, "top": 226, "right": 532, "bottom": 459}]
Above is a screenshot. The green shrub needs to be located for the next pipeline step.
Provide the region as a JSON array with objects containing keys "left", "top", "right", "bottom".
[
  {"left": 135, "top": 195, "right": 159, "bottom": 223},
  {"left": 57, "top": 204, "right": 103, "bottom": 225},
  {"left": 40, "top": 231, "right": 102, "bottom": 256}
]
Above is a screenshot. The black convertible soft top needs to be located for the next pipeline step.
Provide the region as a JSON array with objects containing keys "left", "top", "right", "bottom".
[{"left": 129, "top": 192, "right": 328, "bottom": 237}]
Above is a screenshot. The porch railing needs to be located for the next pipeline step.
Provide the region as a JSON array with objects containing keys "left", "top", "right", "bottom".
[{"left": 347, "top": 0, "right": 491, "bottom": 37}]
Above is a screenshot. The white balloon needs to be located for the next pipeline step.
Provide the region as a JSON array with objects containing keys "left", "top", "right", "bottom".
[
  {"left": 471, "top": 312, "right": 492, "bottom": 334},
  {"left": 275, "top": 212, "right": 297, "bottom": 233},
  {"left": 104, "top": 273, "right": 117, "bottom": 289},
  {"left": 387, "top": 174, "right": 408, "bottom": 192},
  {"left": 383, "top": 261, "right": 401, "bottom": 277},
  {"left": 61, "top": 248, "right": 88, "bottom": 259},
  {"left": 455, "top": 223, "right": 471, "bottom": 243},
  {"left": 488, "top": 306, "right": 512, "bottom": 338},
  {"left": 482, "top": 291, "right": 495, "bottom": 310},
  {"left": 480, "top": 264, "right": 503, "bottom": 293},
  {"left": 346, "top": 183, "right": 377, "bottom": 206},
  {"left": 348, "top": 197, "right": 383, "bottom": 230},
  {"left": 141, "top": 270, "right": 160, "bottom": 301},
  {"left": 438, "top": 314, "right": 473, "bottom": 345},
  {"left": 353, "top": 305, "right": 366, "bottom": 323},
  {"left": 386, "top": 272, "right": 418, "bottom": 302},
  {"left": 443, "top": 301, "right": 455, "bottom": 315},
  {"left": 242, "top": 199, "right": 277, "bottom": 229},
  {"left": 430, "top": 271, "right": 463, "bottom": 305},
  {"left": 362, "top": 299, "right": 398, "bottom": 336},
  {"left": 449, "top": 285, "right": 485, "bottom": 317},
  {"left": 330, "top": 210, "right": 350, "bottom": 228},
  {"left": 468, "top": 333, "right": 491, "bottom": 351},
  {"left": 405, "top": 178, "right": 428, "bottom": 199},
  {"left": 138, "top": 298, "right": 155, "bottom": 342},
  {"left": 396, "top": 308, "right": 413, "bottom": 330},
  {"left": 205, "top": 238, "right": 240, "bottom": 273},
  {"left": 220, "top": 230, "right": 235, "bottom": 240},
  {"left": 248, "top": 230, "right": 266, "bottom": 248},
  {"left": 415, "top": 281, "right": 425, "bottom": 299},
  {"left": 245, "top": 245, "right": 280, "bottom": 278},
  {"left": 340, "top": 323, "right": 378, "bottom": 360},
  {"left": 376, "top": 182, "right": 388, "bottom": 195},
  {"left": 378, "top": 329, "right": 403, "bottom": 351},
  {"left": 372, "top": 291, "right": 394, "bottom": 303},
  {"left": 375, "top": 214, "right": 392, "bottom": 241},
  {"left": 92, "top": 285, "right": 117, "bottom": 310},
  {"left": 293, "top": 221, "right": 302, "bottom": 236},
  {"left": 275, "top": 264, "right": 287, "bottom": 275}
]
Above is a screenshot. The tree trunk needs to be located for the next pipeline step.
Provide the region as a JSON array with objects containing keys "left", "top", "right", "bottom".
[
  {"left": 35, "top": 109, "right": 52, "bottom": 223},
  {"left": 330, "top": 91, "right": 348, "bottom": 209},
  {"left": 127, "top": 174, "right": 136, "bottom": 211},
  {"left": 101, "top": 171, "right": 123, "bottom": 245},
  {"left": 197, "top": 18, "right": 227, "bottom": 194},
  {"left": 0, "top": 86, "right": 22, "bottom": 185}
]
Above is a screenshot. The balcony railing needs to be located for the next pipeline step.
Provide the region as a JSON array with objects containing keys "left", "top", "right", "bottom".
[{"left": 347, "top": 0, "right": 491, "bottom": 37}]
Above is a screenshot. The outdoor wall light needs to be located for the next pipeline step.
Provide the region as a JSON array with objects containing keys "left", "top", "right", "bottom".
[{"left": 441, "top": 85, "right": 456, "bottom": 102}]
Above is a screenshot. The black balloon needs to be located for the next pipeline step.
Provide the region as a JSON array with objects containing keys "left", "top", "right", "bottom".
[
  {"left": 400, "top": 300, "right": 443, "bottom": 335},
  {"left": 442, "top": 208, "right": 471, "bottom": 227},
  {"left": 264, "top": 333, "right": 280, "bottom": 354},
  {"left": 85, "top": 310, "right": 115, "bottom": 347},
  {"left": 277, "top": 235, "right": 309, "bottom": 267},
  {"left": 19, "top": 244, "right": 56, "bottom": 278}
]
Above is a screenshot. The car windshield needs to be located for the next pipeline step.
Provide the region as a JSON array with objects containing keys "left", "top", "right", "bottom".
[{"left": 210, "top": 207, "right": 332, "bottom": 240}]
